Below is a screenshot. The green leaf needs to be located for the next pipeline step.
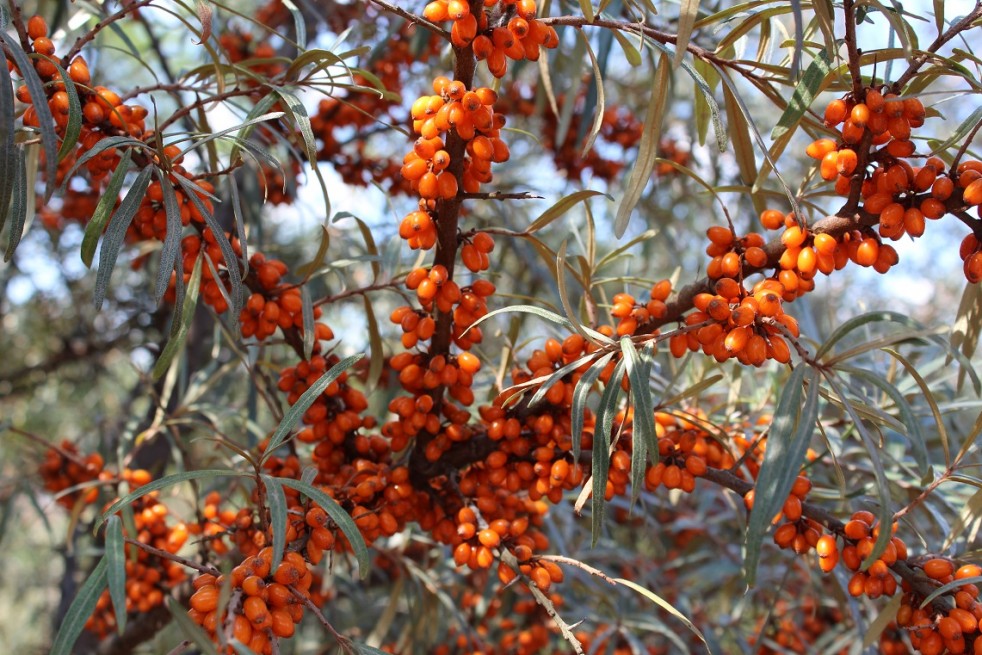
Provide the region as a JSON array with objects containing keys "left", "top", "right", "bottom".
[
  {"left": 105, "top": 515, "right": 127, "bottom": 634},
  {"left": 571, "top": 353, "right": 614, "bottom": 461},
  {"left": 920, "top": 575, "right": 982, "bottom": 609},
  {"left": 822, "top": 372, "right": 894, "bottom": 569},
  {"left": 948, "top": 279, "right": 982, "bottom": 382},
  {"left": 50, "top": 555, "right": 108, "bottom": 655},
  {"left": 592, "top": 358, "right": 626, "bottom": 545},
  {"left": 334, "top": 212, "right": 380, "bottom": 280},
  {"left": 771, "top": 50, "right": 832, "bottom": 140},
  {"left": 0, "top": 47, "right": 17, "bottom": 241},
  {"left": 155, "top": 167, "right": 184, "bottom": 303},
  {"left": 578, "top": 0, "right": 595, "bottom": 22},
  {"left": 52, "top": 61, "right": 83, "bottom": 163},
  {"left": 301, "top": 286, "right": 315, "bottom": 361},
  {"left": 295, "top": 225, "right": 331, "bottom": 279},
  {"left": 81, "top": 150, "right": 133, "bottom": 267},
  {"left": 716, "top": 68, "right": 800, "bottom": 219},
  {"left": 882, "top": 348, "right": 950, "bottom": 467},
  {"left": 815, "top": 311, "right": 922, "bottom": 361},
  {"left": 614, "top": 53, "right": 670, "bottom": 238},
  {"left": 838, "top": 366, "right": 928, "bottom": 478},
  {"left": 614, "top": 577, "right": 711, "bottom": 652},
  {"left": 93, "top": 167, "right": 153, "bottom": 309},
  {"left": 612, "top": 30, "right": 642, "bottom": 66},
  {"left": 363, "top": 295, "right": 384, "bottom": 389},
  {"left": 261, "top": 474, "right": 288, "bottom": 573},
  {"left": 58, "top": 136, "right": 148, "bottom": 194},
  {"left": 276, "top": 477, "right": 370, "bottom": 577},
  {"left": 578, "top": 32, "right": 606, "bottom": 159},
  {"left": 0, "top": 33, "right": 57, "bottom": 198},
  {"left": 175, "top": 175, "right": 243, "bottom": 320},
  {"left": 229, "top": 94, "right": 281, "bottom": 166},
  {"left": 674, "top": 0, "right": 701, "bottom": 68},
  {"left": 100, "top": 470, "right": 247, "bottom": 527},
  {"left": 277, "top": 88, "right": 331, "bottom": 216},
  {"left": 862, "top": 593, "right": 903, "bottom": 648},
  {"left": 3, "top": 145, "right": 26, "bottom": 261},
  {"left": 620, "top": 339, "right": 656, "bottom": 497},
  {"left": 261, "top": 353, "right": 364, "bottom": 460},
  {"left": 745, "top": 365, "right": 819, "bottom": 586},
  {"left": 526, "top": 190, "right": 608, "bottom": 234},
  {"left": 153, "top": 254, "right": 203, "bottom": 380},
  {"left": 166, "top": 596, "right": 220, "bottom": 655}
]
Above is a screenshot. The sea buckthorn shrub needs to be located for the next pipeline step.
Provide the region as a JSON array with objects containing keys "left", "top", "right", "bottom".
[{"left": 2, "top": 1, "right": 982, "bottom": 654}]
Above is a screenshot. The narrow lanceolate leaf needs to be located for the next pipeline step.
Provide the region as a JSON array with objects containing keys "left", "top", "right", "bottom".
[
  {"left": 673, "top": 0, "right": 700, "bottom": 68},
  {"left": 0, "top": 33, "right": 57, "bottom": 197},
  {"left": 578, "top": 0, "right": 595, "bottom": 22},
  {"left": 592, "top": 358, "right": 626, "bottom": 546},
  {"left": 261, "top": 354, "right": 364, "bottom": 460},
  {"left": 277, "top": 88, "right": 331, "bottom": 215},
  {"left": 155, "top": 168, "right": 184, "bottom": 303},
  {"left": 716, "top": 69, "right": 799, "bottom": 219},
  {"left": 526, "top": 190, "right": 608, "bottom": 234},
  {"left": 691, "top": 58, "right": 724, "bottom": 150},
  {"left": 153, "top": 254, "right": 202, "bottom": 381},
  {"left": 571, "top": 353, "right": 614, "bottom": 461},
  {"left": 363, "top": 295, "right": 384, "bottom": 389},
  {"left": 81, "top": 150, "right": 133, "bottom": 267},
  {"left": 166, "top": 596, "right": 220, "bottom": 655},
  {"left": 276, "top": 477, "right": 370, "bottom": 577},
  {"left": 53, "top": 61, "right": 82, "bottom": 162},
  {"left": 296, "top": 225, "right": 330, "bottom": 280},
  {"left": 94, "top": 167, "right": 153, "bottom": 309},
  {"left": 614, "top": 53, "right": 671, "bottom": 238},
  {"left": 614, "top": 577, "right": 711, "bottom": 652},
  {"left": 99, "top": 470, "right": 247, "bottom": 528},
  {"left": 620, "top": 339, "right": 656, "bottom": 506},
  {"left": 105, "top": 515, "right": 128, "bottom": 634},
  {"left": 50, "top": 556, "right": 109, "bottom": 655},
  {"left": 814, "top": 310, "right": 922, "bottom": 361},
  {"left": 721, "top": 82, "right": 757, "bottom": 188},
  {"left": 176, "top": 175, "right": 243, "bottom": 320},
  {"left": 579, "top": 33, "right": 606, "bottom": 158},
  {"left": 771, "top": 51, "right": 832, "bottom": 140},
  {"left": 612, "top": 30, "right": 642, "bottom": 66},
  {"left": 745, "top": 365, "right": 819, "bottom": 586},
  {"left": 0, "top": 49, "right": 18, "bottom": 239},
  {"left": 823, "top": 372, "right": 894, "bottom": 569},
  {"left": 863, "top": 595, "right": 903, "bottom": 648},
  {"left": 261, "top": 475, "right": 288, "bottom": 573},
  {"left": 3, "top": 146, "right": 26, "bottom": 261},
  {"left": 58, "top": 136, "right": 147, "bottom": 194},
  {"left": 301, "top": 286, "right": 315, "bottom": 361}
]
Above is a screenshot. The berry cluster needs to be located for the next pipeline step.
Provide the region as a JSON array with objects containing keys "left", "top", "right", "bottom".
[{"left": 422, "top": 0, "right": 559, "bottom": 77}]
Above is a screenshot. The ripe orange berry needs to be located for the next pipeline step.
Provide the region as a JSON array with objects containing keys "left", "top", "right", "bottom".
[
  {"left": 824, "top": 99, "right": 848, "bottom": 126},
  {"left": 27, "top": 15, "right": 48, "bottom": 40},
  {"left": 923, "top": 558, "right": 955, "bottom": 581}
]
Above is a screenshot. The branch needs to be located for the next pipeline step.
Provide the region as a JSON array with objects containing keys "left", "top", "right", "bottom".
[
  {"left": 123, "top": 536, "right": 222, "bottom": 576},
  {"left": 893, "top": 2, "right": 982, "bottom": 90},
  {"left": 366, "top": 0, "right": 450, "bottom": 38}
]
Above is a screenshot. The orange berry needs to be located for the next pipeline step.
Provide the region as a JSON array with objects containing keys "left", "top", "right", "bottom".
[{"left": 923, "top": 558, "right": 955, "bottom": 581}]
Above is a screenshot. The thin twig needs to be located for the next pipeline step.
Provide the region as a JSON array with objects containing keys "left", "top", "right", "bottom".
[
  {"left": 62, "top": 0, "right": 158, "bottom": 66},
  {"left": 365, "top": 0, "right": 450, "bottom": 38},
  {"left": 123, "top": 536, "right": 221, "bottom": 576},
  {"left": 893, "top": 2, "right": 982, "bottom": 91}
]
